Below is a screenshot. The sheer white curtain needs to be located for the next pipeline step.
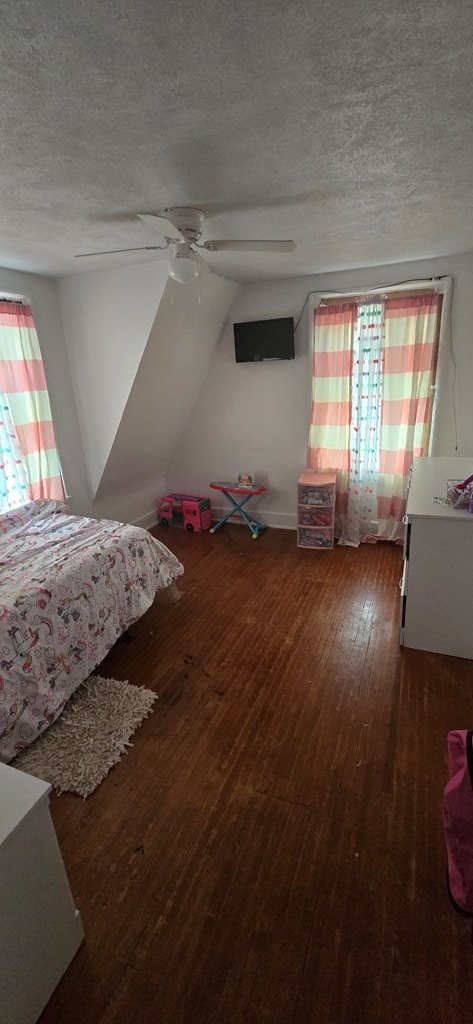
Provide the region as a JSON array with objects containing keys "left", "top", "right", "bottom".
[
  {"left": 344, "top": 301, "right": 384, "bottom": 545},
  {"left": 0, "top": 390, "right": 29, "bottom": 511}
]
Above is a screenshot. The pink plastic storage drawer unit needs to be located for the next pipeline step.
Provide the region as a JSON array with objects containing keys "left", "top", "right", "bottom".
[
  {"left": 296, "top": 471, "right": 336, "bottom": 549},
  {"left": 158, "top": 493, "right": 212, "bottom": 532}
]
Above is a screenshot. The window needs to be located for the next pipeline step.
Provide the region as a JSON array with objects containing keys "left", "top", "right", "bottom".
[
  {"left": 0, "top": 300, "right": 65, "bottom": 513},
  {"left": 308, "top": 288, "right": 443, "bottom": 545}
]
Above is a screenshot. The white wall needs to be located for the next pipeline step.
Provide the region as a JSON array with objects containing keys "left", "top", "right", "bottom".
[
  {"left": 169, "top": 253, "right": 473, "bottom": 528},
  {"left": 0, "top": 266, "right": 90, "bottom": 514}
]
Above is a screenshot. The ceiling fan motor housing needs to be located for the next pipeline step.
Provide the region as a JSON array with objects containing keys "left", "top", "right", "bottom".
[{"left": 162, "top": 207, "right": 204, "bottom": 242}]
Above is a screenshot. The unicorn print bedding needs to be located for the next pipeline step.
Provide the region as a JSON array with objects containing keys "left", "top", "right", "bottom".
[{"left": 0, "top": 500, "right": 183, "bottom": 763}]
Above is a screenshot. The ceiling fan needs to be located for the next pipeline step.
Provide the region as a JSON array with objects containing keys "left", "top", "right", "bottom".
[{"left": 75, "top": 207, "right": 296, "bottom": 283}]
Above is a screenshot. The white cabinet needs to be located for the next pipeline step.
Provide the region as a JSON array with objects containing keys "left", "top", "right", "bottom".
[
  {"left": 400, "top": 456, "right": 473, "bottom": 659},
  {"left": 0, "top": 763, "right": 84, "bottom": 1024}
]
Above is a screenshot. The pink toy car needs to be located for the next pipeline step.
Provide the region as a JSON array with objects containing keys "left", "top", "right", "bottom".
[{"left": 158, "top": 493, "right": 212, "bottom": 532}]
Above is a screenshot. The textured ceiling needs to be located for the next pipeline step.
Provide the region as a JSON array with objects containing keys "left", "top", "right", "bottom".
[{"left": 1, "top": 0, "right": 473, "bottom": 282}]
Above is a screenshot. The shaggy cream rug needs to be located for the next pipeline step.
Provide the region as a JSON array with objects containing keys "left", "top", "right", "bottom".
[{"left": 13, "top": 675, "right": 158, "bottom": 799}]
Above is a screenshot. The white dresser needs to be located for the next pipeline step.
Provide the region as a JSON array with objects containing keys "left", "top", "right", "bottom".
[
  {"left": 0, "top": 763, "right": 84, "bottom": 1024},
  {"left": 400, "top": 456, "right": 473, "bottom": 659}
]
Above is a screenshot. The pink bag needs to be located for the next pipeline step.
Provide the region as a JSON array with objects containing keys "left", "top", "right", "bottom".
[{"left": 444, "top": 730, "right": 473, "bottom": 929}]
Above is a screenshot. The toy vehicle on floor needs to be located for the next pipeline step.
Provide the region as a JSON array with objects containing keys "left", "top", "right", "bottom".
[{"left": 157, "top": 493, "right": 212, "bottom": 532}]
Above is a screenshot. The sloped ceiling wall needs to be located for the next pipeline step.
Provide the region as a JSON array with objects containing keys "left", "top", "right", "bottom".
[
  {"left": 58, "top": 261, "right": 239, "bottom": 522},
  {"left": 58, "top": 260, "right": 170, "bottom": 498},
  {"left": 94, "top": 265, "right": 239, "bottom": 519}
]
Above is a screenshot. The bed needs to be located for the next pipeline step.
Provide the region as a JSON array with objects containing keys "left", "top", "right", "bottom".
[{"left": 0, "top": 499, "right": 184, "bottom": 764}]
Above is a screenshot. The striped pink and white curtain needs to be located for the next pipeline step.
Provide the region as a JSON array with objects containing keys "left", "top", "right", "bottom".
[
  {"left": 0, "top": 302, "right": 65, "bottom": 510},
  {"left": 308, "top": 293, "right": 439, "bottom": 545}
]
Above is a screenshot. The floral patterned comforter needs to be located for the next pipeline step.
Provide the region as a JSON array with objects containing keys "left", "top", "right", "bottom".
[{"left": 0, "top": 500, "right": 183, "bottom": 763}]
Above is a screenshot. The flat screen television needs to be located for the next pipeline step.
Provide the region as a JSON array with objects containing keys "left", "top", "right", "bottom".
[{"left": 233, "top": 316, "right": 295, "bottom": 362}]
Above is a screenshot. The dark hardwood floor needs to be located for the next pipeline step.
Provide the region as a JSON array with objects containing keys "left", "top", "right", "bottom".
[{"left": 38, "top": 524, "right": 473, "bottom": 1024}]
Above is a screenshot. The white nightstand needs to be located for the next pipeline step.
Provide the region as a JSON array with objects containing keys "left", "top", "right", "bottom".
[{"left": 0, "top": 762, "right": 84, "bottom": 1024}]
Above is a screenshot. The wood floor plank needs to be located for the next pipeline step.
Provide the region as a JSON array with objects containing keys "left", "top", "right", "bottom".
[{"left": 36, "top": 525, "right": 473, "bottom": 1024}]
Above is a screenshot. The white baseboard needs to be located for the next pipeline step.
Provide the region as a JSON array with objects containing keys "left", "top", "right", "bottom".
[
  {"left": 133, "top": 508, "right": 297, "bottom": 532},
  {"left": 210, "top": 505, "right": 296, "bottom": 531},
  {"left": 132, "top": 510, "right": 158, "bottom": 530}
]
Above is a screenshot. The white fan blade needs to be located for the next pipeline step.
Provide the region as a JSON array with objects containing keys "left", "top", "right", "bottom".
[
  {"left": 75, "top": 245, "right": 167, "bottom": 258},
  {"left": 137, "top": 213, "right": 186, "bottom": 240},
  {"left": 201, "top": 239, "right": 296, "bottom": 253}
]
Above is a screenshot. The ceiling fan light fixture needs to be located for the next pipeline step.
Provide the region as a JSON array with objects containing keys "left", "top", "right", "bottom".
[{"left": 167, "top": 242, "right": 199, "bottom": 284}]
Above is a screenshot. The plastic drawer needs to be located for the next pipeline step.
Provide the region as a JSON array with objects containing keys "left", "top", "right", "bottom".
[{"left": 297, "top": 527, "right": 333, "bottom": 549}]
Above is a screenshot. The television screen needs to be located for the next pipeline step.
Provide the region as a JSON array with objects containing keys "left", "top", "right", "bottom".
[{"left": 233, "top": 316, "right": 295, "bottom": 362}]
